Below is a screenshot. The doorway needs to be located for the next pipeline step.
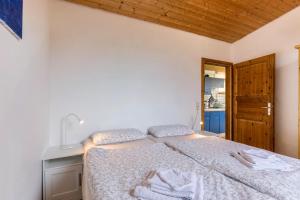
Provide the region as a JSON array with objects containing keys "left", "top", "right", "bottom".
[
  {"left": 201, "top": 55, "right": 275, "bottom": 151},
  {"left": 201, "top": 58, "right": 233, "bottom": 140}
]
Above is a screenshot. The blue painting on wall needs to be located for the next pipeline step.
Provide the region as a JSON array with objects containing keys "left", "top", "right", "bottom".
[{"left": 0, "top": 0, "right": 23, "bottom": 39}]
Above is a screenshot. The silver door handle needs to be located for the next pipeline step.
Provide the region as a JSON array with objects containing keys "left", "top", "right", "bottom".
[
  {"left": 261, "top": 103, "right": 272, "bottom": 116},
  {"left": 260, "top": 103, "right": 273, "bottom": 108}
]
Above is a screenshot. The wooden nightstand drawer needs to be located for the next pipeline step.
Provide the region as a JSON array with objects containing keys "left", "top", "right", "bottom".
[{"left": 45, "top": 164, "right": 82, "bottom": 200}]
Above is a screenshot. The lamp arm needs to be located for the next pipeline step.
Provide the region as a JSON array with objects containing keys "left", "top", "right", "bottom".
[
  {"left": 61, "top": 113, "right": 84, "bottom": 147},
  {"left": 64, "top": 113, "right": 83, "bottom": 122}
]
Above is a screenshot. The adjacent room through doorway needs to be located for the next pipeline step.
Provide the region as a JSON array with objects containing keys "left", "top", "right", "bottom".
[
  {"left": 201, "top": 58, "right": 232, "bottom": 140},
  {"left": 203, "top": 65, "right": 226, "bottom": 137}
]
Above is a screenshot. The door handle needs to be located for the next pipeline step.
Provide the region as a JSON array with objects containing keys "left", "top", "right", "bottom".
[{"left": 260, "top": 103, "right": 272, "bottom": 116}]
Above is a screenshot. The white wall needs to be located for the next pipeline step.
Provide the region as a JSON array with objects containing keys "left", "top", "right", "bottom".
[
  {"left": 0, "top": 0, "right": 49, "bottom": 199},
  {"left": 49, "top": 0, "right": 231, "bottom": 145},
  {"left": 49, "top": 1, "right": 300, "bottom": 157},
  {"left": 0, "top": 1, "right": 298, "bottom": 198},
  {"left": 232, "top": 6, "right": 300, "bottom": 157}
]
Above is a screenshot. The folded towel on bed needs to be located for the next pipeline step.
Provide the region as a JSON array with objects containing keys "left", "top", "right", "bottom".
[
  {"left": 148, "top": 172, "right": 193, "bottom": 197},
  {"left": 239, "top": 151, "right": 256, "bottom": 164},
  {"left": 158, "top": 169, "right": 197, "bottom": 191},
  {"left": 230, "top": 152, "right": 254, "bottom": 168},
  {"left": 134, "top": 169, "right": 204, "bottom": 200},
  {"left": 149, "top": 171, "right": 197, "bottom": 199},
  {"left": 134, "top": 186, "right": 181, "bottom": 200},
  {"left": 242, "top": 149, "right": 272, "bottom": 159},
  {"left": 230, "top": 150, "right": 294, "bottom": 171}
]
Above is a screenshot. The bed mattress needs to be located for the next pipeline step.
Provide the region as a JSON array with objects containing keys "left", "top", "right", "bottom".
[
  {"left": 84, "top": 142, "right": 275, "bottom": 200},
  {"left": 164, "top": 136, "right": 300, "bottom": 200}
]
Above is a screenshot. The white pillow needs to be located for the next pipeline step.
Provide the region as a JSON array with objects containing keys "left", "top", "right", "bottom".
[
  {"left": 91, "top": 128, "right": 147, "bottom": 145},
  {"left": 148, "top": 124, "right": 194, "bottom": 138}
]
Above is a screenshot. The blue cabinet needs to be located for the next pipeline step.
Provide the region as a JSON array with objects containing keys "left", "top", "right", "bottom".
[
  {"left": 204, "top": 111, "right": 225, "bottom": 134},
  {"left": 210, "top": 112, "right": 220, "bottom": 133},
  {"left": 219, "top": 112, "right": 225, "bottom": 133},
  {"left": 204, "top": 112, "right": 210, "bottom": 131}
]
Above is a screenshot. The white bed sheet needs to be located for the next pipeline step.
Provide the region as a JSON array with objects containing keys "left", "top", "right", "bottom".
[
  {"left": 163, "top": 136, "right": 300, "bottom": 200},
  {"left": 82, "top": 137, "right": 155, "bottom": 200},
  {"left": 83, "top": 142, "right": 275, "bottom": 200}
]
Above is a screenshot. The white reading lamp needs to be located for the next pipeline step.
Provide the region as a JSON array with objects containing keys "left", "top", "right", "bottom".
[{"left": 61, "top": 113, "right": 84, "bottom": 149}]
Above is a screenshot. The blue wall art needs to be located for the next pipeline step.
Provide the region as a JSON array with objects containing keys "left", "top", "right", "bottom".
[{"left": 0, "top": 0, "right": 23, "bottom": 39}]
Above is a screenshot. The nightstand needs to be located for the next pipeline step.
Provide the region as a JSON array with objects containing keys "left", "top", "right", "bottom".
[{"left": 42, "top": 144, "right": 84, "bottom": 200}]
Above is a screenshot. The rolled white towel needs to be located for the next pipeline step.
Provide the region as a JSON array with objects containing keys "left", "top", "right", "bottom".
[
  {"left": 238, "top": 152, "right": 256, "bottom": 164},
  {"left": 147, "top": 172, "right": 171, "bottom": 190},
  {"left": 150, "top": 176, "right": 204, "bottom": 200},
  {"left": 134, "top": 186, "right": 181, "bottom": 200},
  {"left": 231, "top": 151, "right": 294, "bottom": 171},
  {"left": 134, "top": 169, "right": 204, "bottom": 200},
  {"left": 230, "top": 152, "right": 254, "bottom": 168},
  {"left": 150, "top": 185, "right": 194, "bottom": 200},
  {"left": 158, "top": 169, "right": 196, "bottom": 191},
  {"left": 148, "top": 171, "right": 196, "bottom": 199}
]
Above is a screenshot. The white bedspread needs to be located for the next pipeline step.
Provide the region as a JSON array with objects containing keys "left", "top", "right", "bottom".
[
  {"left": 165, "top": 136, "right": 300, "bottom": 200},
  {"left": 84, "top": 143, "right": 275, "bottom": 200}
]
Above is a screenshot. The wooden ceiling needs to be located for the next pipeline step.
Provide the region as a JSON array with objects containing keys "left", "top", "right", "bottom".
[{"left": 67, "top": 0, "right": 300, "bottom": 43}]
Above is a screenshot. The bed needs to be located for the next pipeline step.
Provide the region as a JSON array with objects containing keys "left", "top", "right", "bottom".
[
  {"left": 82, "top": 137, "right": 275, "bottom": 200},
  {"left": 159, "top": 134, "right": 300, "bottom": 200}
]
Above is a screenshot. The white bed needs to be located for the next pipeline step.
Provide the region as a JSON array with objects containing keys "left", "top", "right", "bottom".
[
  {"left": 160, "top": 134, "right": 300, "bottom": 200},
  {"left": 82, "top": 138, "right": 275, "bottom": 200},
  {"left": 82, "top": 137, "right": 155, "bottom": 200}
]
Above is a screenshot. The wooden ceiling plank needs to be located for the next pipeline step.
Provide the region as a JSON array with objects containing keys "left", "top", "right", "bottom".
[
  {"left": 175, "top": 0, "right": 261, "bottom": 29},
  {"left": 93, "top": 0, "right": 239, "bottom": 41},
  {"left": 116, "top": 0, "right": 237, "bottom": 41},
  {"left": 151, "top": 0, "right": 253, "bottom": 34},
  {"left": 264, "top": 0, "right": 300, "bottom": 13},
  {"left": 124, "top": 7, "right": 236, "bottom": 42},
  {"left": 120, "top": 0, "right": 245, "bottom": 39},
  {"left": 226, "top": 0, "right": 283, "bottom": 19},
  {"left": 65, "top": 0, "right": 300, "bottom": 43},
  {"left": 224, "top": 0, "right": 281, "bottom": 19},
  {"left": 85, "top": 0, "right": 260, "bottom": 35},
  {"left": 166, "top": 11, "right": 243, "bottom": 38},
  {"left": 128, "top": 4, "right": 237, "bottom": 42},
  {"left": 73, "top": 0, "right": 236, "bottom": 42},
  {"left": 186, "top": 0, "right": 266, "bottom": 26},
  {"left": 227, "top": 0, "right": 300, "bottom": 34},
  {"left": 182, "top": 1, "right": 265, "bottom": 39},
  {"left": 149, "top": 0, "right": 255, "bottom": 31},
  {"left": 231, "top": 0, "right": 291, "bottom": 19}
]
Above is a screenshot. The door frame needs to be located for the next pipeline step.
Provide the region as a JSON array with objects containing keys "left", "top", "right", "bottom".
[
  {"left": 296, "top": 45, "right": 300, "bottom": 158},
  {"left": 201, "top": 58, "right": 233, "bottom": 140}
]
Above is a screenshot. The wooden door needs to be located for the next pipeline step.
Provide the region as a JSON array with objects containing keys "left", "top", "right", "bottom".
[{"left": 233, "top": 54, "right": 275, "bottom": 151}]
